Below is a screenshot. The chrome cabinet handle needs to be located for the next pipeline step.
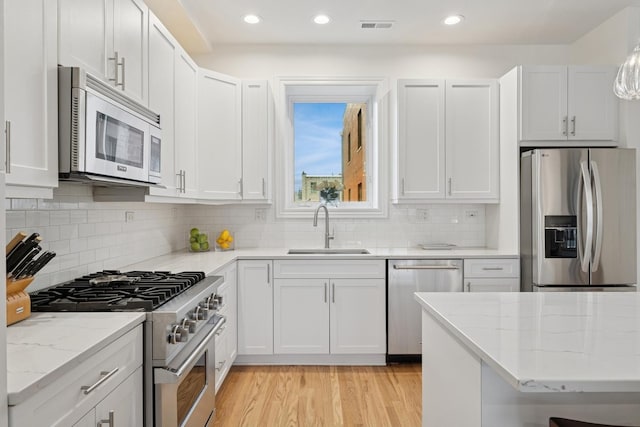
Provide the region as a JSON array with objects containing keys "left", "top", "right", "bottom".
[
  {"left": 332, "top": 282, "right": 335, "bottom": 303},
  {"left": 99, "top": 410, "right": 115, "bottom": 427},
  {"left": 216, "top": 360, "right": 226, "bottom": 372},
  {"left": 120, "top": 56, "right": 126, "bottom": 90},
  {"left": 482, "top": 267, "right": 504, "bottom": 271},
  {"left": 393, "top": 265, "right": 460, "bottom": 270},
  {"left": 267, "top": 263, "right": 270, "bottom": 285},
  {"left": 562, "top": 116, "right": 568, "bottom": 136},
  {"left": 215, "top": 325, "right": 226, "bottom": 336},
  {"left": 466, "top": 282, "right": 471, "bottom": 292},
  {"left": 108, "top": 51, "right": 119, "bottom": 85},
  {"left": 5, "top": 120, "right": 10, "bottom": 173},
  {"left": 571, "top": 116, "right": 576, "bottom": 136},
  {"left": 182, "top": 171, "right": 186, "bottom": 193},
  {"left": 448, "top": 178, "right": 452, "bottom": 196},
  {"left": 81, "top": 367, "right": 119, "bottom": 395},
  {"left": 176, "top": 171, "right": 182, "bottom": 192},
  {"left": 401, "top": 178, "right": 405, "bottom": 195},
  {"left": 324, "top": 282, "right": 327, "bottom": 303},
  {"left": 262, "top": 178, "right": 266, "bottom": 197}
]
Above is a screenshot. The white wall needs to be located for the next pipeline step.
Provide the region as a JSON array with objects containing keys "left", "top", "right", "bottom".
[
  {"left": 5, "top": 184, "right": 189, "bottom": 292},
  {"left": 193, "top": 43, "right": 569, "bottom": 252}
]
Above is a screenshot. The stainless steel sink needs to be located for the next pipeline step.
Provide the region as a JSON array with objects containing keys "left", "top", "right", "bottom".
[{"left": 287, "top": 248, "right": 371, "bottom": 255}]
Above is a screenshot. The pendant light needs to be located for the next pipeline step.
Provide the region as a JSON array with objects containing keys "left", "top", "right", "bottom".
[{"left": 614, "top": 44, "right": 640, "bottom": 100}]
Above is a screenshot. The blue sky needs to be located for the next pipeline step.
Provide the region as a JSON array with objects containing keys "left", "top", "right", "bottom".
[{"left": 294, "top": 103, "right": 346, "bottom": 192}]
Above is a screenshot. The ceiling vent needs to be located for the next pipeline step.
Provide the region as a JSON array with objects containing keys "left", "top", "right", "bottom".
[{"left": 360, "top": 21, "right": 394, "bottom": 29}]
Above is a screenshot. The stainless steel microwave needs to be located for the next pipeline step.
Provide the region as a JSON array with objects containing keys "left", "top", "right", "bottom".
[{"left": 58, "top": 66, "right": 161, "bottom": 185}]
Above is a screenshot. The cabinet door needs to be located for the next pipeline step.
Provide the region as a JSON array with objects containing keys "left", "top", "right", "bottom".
[
  {"left": 445, "top": 80, "right": 499, "bottom": 200},
  {"left": 465, "top": 278, "right": 519, "bottom": 292},
  {"left": 174, "top": 50, "right": 199, "bottom": 197},
  {"left": 72, "top": 410, "right": 95, "bottom": 427},
  {"left": 214, "top": 325, "right": 228, "bottom": 393},
  {"left": 330, "top": 278, "right": 386, "bottom": 354},
  {"left": 397, "top": 80, "right": 446, "bottom": 199},
  {"left": 274, "top": 279, "right": 329, "bottom": 354},
  {"left": 197, "top": 69, "right": 242, "bottom": 200},
  {"left": 147, "top": 13, "right": 178, "bottom": 197},
  {"left": 238, "top": 261, "right": 273, "bottom": 355},
  {"left": 95, "top": 368, "right": 143, "bottom": 427},
  {"left": 242, "top": 81, "right": 271, "bottom": 201},
  {"left": 5, "top": 0, "right": 58, "bottom": 193},
  {"left": 520, "top": 66, "right": 568, "bottom": 141},
  {"left": 112, "top": 0, "right": 148, "bottom": 104},
  {"left": 58, "top": 0, "right": 110, "bottom": 81},
  {"left": 568, "top": 66, "right": 617, "bottom": 141}
]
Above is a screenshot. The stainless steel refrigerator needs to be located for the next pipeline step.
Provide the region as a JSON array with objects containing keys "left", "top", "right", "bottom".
[{"left": 520, "top": 148, "right": 637, "bottom": 291}]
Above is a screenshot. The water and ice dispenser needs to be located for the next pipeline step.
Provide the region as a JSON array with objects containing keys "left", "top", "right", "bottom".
[{"left": 544, "top": 216, "right": 577, "bottom": 258}]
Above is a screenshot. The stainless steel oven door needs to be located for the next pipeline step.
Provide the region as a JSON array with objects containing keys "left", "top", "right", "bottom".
[
  {"left": 154, "top": 316, "right": 226, "bottom": 427},
  {"left": 84, "top": 89, "right": 151, "bottom": 182}
]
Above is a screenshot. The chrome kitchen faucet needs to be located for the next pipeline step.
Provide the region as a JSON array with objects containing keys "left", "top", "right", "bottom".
[{"left": 313, "top": 204, "right": 334, "bottom": 249}]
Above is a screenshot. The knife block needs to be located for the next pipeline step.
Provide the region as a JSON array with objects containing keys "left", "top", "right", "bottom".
[{"left": 6, "top": 277, "right": 33, "bottom": 326}]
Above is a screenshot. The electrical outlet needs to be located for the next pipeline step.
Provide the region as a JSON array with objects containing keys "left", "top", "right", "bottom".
[
  {"left": 465, "top": 210, "right": 479, "bottom": 218},
  {"left": 125, "top": 211, "right": 135, "bottom": 222},
  {"left": 416, "top": 209, "right": 429, "bottom": 221},
  {"left": 255, "top": 208, "right": 267, "bottom": 222}
]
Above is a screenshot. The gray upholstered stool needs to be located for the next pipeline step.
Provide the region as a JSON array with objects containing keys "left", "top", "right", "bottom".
[{"left": 550, "top": 418, "right": 639, "bottom": 427}]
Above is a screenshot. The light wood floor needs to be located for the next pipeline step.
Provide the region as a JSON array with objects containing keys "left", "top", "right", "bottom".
[{"left": 212, "top": 364, "right": 422, "bottom": 427}]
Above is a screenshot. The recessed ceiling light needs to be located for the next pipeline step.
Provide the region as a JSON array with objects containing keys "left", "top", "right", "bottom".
[
  {"left": 443, "top": 15, "right": 464, "bottom": 26},
  {"left": 314, "top": 14, "right": 331, "bottom": 25},
  {"left": 243, "top": 14, "right": 261, "bottom": 24}
]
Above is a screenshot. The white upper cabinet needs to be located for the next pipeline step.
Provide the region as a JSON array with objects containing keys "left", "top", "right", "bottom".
[
  {"left": 520, "top": 65, "right": 617, "bottom": 143},
  {"left": 398, "top": 80, "right": 446, "bottom": 199},
  {"left": 4, "top": 0, "right": 58, "bottom": 198},
  {"left": 397, "top": 79, "right": 499, "bottom": 202},
  {"left": 242, "top": 81, "right": 271, "bottom": 202},
  {"left": 197, "top": 69, "right": 242, "bottom": 200},
  {"left": 445, "top": 80, "right": 499, "bottom": 200},
  {"left": 58, "top": 0, "right": 148, "bottom": 105},
  {"left": 174, "top": 51, "right": 199, "bottom": 198},
  {"left": 147, "top": 12, "right": 178, "bottom": 197}
]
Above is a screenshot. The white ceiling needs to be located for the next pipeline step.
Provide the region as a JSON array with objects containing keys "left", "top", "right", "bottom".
[{"left": 179, "top": 0, "right": 640, "bottom": 46}]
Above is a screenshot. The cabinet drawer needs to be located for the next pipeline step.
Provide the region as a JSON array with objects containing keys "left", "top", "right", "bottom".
[
  {"left": 465, "top": 278, "right": 519, "bottom": 292},
  {"left": 464, "top": 258, "right": 519, "bottom": 278},
  {"left": 9, "top": 325, "right": 143, "bottom": 426},
  {"left": 274, "top": 260, "right": 385, "bottom": 279}
]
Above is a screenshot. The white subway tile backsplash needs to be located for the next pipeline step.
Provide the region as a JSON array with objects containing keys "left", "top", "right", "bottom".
[{"left": 25, "top": 211, "right": 50, "bottom": 227}]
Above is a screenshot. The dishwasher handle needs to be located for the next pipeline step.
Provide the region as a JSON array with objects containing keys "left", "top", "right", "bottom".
[{"left": 392, "top": 265, "right": 460, "bottom": 270}]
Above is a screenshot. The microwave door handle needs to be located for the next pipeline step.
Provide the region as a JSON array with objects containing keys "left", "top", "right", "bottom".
[
  {"left": 590, "top": 161, "right": 603, "bottom": 272},
  {"left": 578, "top": 161, "right": 594, "bottom": 273}
]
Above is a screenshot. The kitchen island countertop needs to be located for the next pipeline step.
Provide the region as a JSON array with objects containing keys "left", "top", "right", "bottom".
[
  {"left": 414, "top": 291, "right": 640, "bottom": 426},
  {"left": 6, "top": 312, "right": 145, "bottom": 405}
]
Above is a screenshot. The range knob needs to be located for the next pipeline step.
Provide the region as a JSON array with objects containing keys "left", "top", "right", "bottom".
[
  {"left": 193, "top": 305, "right": 208, "bottom": 320},
  {"left": 204, "top": 294, "right": 216, "bottom": 310},
  {"left": 168, "top": 324, "right": 188, "bottom": 344},
  {"left": 181, "top": 317, "right": 197, "bottom": 333}
]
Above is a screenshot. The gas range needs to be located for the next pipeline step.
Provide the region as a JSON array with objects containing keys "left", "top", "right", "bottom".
[
  {"left": 30, "top": 269, "right": 224, "bottom": 363},
  {"left": 30, "top": 270, "right": 225, "bottom": 426}
]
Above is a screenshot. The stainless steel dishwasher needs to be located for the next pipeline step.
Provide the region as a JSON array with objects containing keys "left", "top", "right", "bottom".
[{"left": 387, "top": 259, "right": 463, "bottom": 362}]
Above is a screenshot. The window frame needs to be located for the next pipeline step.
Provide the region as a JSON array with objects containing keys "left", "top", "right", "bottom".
[{"left": 274, "top": 76, "right": 389, "bottom": 219}]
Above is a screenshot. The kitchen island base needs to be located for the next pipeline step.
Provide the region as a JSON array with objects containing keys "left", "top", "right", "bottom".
[{"left": 421, "top": 312, "right": 640, "bottom": 427}]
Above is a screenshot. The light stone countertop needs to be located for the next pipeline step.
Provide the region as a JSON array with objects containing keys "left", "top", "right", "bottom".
[
  {"left": 414, "top": 292, "right": 640, "bottom": 393},
  {"left": 7, "top": 312, "right": 145, "bottom": 405},
  {"left": 121, "top": 247, "right": 518, "bottom": 275}
]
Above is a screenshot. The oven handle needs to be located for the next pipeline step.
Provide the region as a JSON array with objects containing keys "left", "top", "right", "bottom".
[{"left": 154, "top": 316, "right": 226, "bottom": 384}]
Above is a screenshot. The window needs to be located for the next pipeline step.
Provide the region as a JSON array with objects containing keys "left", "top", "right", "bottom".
[{"left": 275, "top": 77, "right": 389, "bottom": 218}]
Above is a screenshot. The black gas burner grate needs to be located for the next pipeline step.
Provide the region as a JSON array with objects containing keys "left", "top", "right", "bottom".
[{"left": 30, "top": 270, "right": 207, "bottom": 312}]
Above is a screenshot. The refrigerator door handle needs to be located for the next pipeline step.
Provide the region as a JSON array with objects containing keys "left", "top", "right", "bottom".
[
  {"left": 590, "top": 160, "right": 604, "bottom": 272},
  {"left": 578, "top": 161, "right": 594, "bottom": 273}
]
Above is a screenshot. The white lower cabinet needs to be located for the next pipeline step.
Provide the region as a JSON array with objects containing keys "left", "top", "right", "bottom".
[
  {"left": 464, "top": 258, "right": 520, "bottom": 292},
  {"left": 272, "top": 260, "right": 386, "bottom": 355},
  {"left": 214, "top": 262, "right": 237, "bottom": 392},
  {"left": 9, "top": 325, "right": 143, "bottom": 426},
  {"left": 237, "top": 260, "right": 273, "bottom": 355}
]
